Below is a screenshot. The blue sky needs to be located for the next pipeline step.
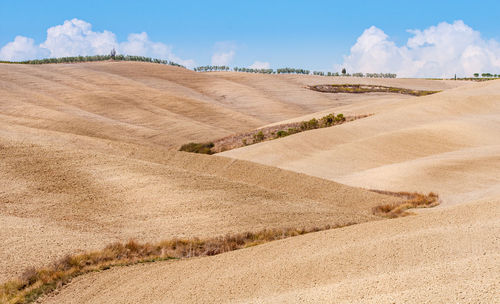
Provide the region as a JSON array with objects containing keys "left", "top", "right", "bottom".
[{"left": 1, "top": 0, "right": 499, "bottom": 76}]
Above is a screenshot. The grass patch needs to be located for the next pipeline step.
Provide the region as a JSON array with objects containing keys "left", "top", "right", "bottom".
[
  {"left": 370, "top": 190, "right": 440, "bottom": 218},
  {"left": 309, "top": 84, "right": 440, "bottom": 96},
  {"left": 180, "top": 113, "right": 369, "bottom": 154},
  {"left": 0, "top": 224, "right": 353, "bottom": 304},
  {"left": 179, "top": 142, "right": 215, "bottom": 154}
]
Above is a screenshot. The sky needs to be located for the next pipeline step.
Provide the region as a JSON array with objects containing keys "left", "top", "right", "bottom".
[{"left": 1, "top": 0, "right": 499, "bottom": 77}]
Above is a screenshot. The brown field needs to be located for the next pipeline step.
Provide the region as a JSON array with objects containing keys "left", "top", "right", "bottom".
[{"left": 0, "top": 61, "right": 497, "bottom": 303}]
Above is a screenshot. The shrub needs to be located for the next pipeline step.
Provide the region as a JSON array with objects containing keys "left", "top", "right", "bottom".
[
  {"left": 320, "top": 113, "right": 336, "bottom": 127},
  {"left": 300, "top": 118, "right": 319, "bottom": 130},
  {"left": 276, "top": 130, "right": 288, "bottom": 138},
  {"left": 179, "top": 142, "right": 214, "bottom": 154},
  {"left": 253, "top": 131, "right": 265, "bottom": 142}
]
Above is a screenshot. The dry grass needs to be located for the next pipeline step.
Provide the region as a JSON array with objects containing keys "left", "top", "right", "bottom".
[
  {"left": 309, "top": 84, "right": 441, "bottom": 96},
  {"left": 370, "top": 190, "right": 440, "bottom": 218},
  {"left": 0, "top": 224, "right": 353, "bottom": 304}
]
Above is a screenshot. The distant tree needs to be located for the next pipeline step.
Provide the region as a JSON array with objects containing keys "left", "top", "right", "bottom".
[
  {"left": 341, "top": 68, "right": 346, "bottom": 75},
  {"left": 110, "top": 48, "right": 116, "bottom": 59}
]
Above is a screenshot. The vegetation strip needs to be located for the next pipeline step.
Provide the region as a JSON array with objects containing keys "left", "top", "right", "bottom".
[
  {"left": 0, "top": 224, "right": 352, "bottom": 304},
  {"left": 369, "top": 190, "right": 440, "bottom": 218},
  {"left": 309, "top": 84, "right": 440, "bottom": 96},
  {"left": 0, "top": 191, "right": 439, "bottom": 303},
  {"left": 0, "top": 55, "right": 185, "bottom": 68},
  {"left": 440, "top": 77, "right": 500, "bottom": 82},
  {"left": 180, "top": 113, "right": 371, "bottom": 154}
]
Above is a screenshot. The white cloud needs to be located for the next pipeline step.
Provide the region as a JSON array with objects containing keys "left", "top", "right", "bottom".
[
  {"left": 341, "top": 20, "right": 500, "bottom": 77},
  {"left": 0, "top": 18, "right": 195, "bottom": 68},
  {"left": 40, "top": 19, "right": 116, "bottom": 58},
  {"left": 0, "top": 36, "right": 48, "bottom": 61},
  {"left": 119, "top": 32, "right": 195, "bottom": 68},
  {"left": 211, "top": 41, "right": 236, "bottom": 66},
  {"left": 249, "top": 61, "right": 270, "bottom": 69}
]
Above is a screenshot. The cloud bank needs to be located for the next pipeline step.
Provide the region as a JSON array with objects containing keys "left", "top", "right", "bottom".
[
  {"left": 0, "top": 19, "right": 195, "bottom": 68},
  {"left": 249, "top": 61, "right": 270, "bottom": 69},
  {"left": 341, "top": 20, "right": 500, "bottom": 77},
  {"left": 211, "top": 42, "right": 236, "bottom": 66}
]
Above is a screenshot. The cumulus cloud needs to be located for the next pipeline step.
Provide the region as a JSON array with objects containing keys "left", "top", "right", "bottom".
[
  {"left": 0, "top": 18, "right": 195, "bottom": 68},
  {"left": 341, "top": 20, "right": 500, "bottom": 77},
  {"left": 0, "top": 36, "right": 48, "bottom": 61},
  {"left": 249, "top": 61, "right": 270, "bottom": 69},
  {"left": 211, "top": 42, "right": 236, "bottom": 66},
  {"left": 39, "top": 19, "right": 116, "bottom": 58}
]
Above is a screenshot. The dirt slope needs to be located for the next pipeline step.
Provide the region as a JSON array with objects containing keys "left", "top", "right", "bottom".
[
  {"left": 0, "top": 62, "right": 491, "bottom": 302},
  {"left": 1, "top": 62, "right": 413, "bottom": 282},
  {"left": 221, "top": 80, "right": 500, "bottom": 205},
  {"left": 41, "top": 197, "right": 499, "bottom": 304},
  {"left": 0, "top": 137, "right": 399, "bottom": 282},
  {"left": 0, "top": 62, "right": 465, "bottom": 149}
]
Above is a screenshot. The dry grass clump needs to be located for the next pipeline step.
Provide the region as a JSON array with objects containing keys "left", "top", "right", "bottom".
[
  {"left": 0, "top": 224, "right": 353, "bottom": 304},
  {"left": 370, "top": 190, "right": 440, "bottom": 218},
  {"left": 309, "top": 84, "right": 441, "bottom": 96},
  {"left": 179, "top": 142, "right": 215, "bottom": 154}
]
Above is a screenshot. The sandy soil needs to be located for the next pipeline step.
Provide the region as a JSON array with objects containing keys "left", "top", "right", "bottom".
[
  {"left": 0, "top": 62, "right": 464, "bottom": 149},
  {"left": 41, "top": 197, "right": 499, "bottom": 304},
  {"left": 1, "top": 62, "right": 496, "bottom": 303},
  {"left": 222, "top": 80, "right": 500, "bottom": 205},
  {"left": 0, "top": 140, "right": 399, "bottom": 282},
  {"left": 0, "top": 62, "right": 409, "bottom": 282}
]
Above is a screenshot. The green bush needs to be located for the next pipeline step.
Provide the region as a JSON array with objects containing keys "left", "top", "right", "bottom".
[
  {"left": 320, "top": 113, "right": 336, "bottom": 127},
  {"left": 300, "top": 118, "right": 319, "bottom": 130},
  {"left": 179, "top": 142, "right": 214, "bottom": 154},
  {"left": 276, "top": 130, "right": 288, "bottom": 138},
  {"left": 253, "top": 131, "right": 265, "bottom": 142}
]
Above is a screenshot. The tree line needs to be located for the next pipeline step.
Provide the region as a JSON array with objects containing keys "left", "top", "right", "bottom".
[
  {"left": 194, "top": 65, "right": 230, "bottom": 72},
  {"left": 193, "top": 66, "right": 397, "bottom": 78},
  {"left": 0, "top": 54, "right": 186, "bottom": 68},
  {"left": 474, "top": 73, "right": 499, "bottom": 78},
  {"left": 234, "top": 67, "right": 274, "bottom": 74}
]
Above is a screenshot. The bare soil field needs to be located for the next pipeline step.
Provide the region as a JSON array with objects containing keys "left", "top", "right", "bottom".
[
  {"left": 222, "top": 80, "right": 500, "bottom": 205},
  {"left": 1, "top": 62, "right": 421, "bottom": 283},
  {"left": 1, "top": 61, "right": 497, "bottom": 303},
  {"left": 0, "top": 62, "right": 465, "bottom": 150},
  {"left": 41, "top": 197, "right": 499, "bottom": 304},
  {"left": 0, "top": 139, "right": 399, "bottom": 283}
]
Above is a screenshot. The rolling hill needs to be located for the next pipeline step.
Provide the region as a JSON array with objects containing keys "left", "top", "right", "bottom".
[{"left": 1, "top": 61, "right": 496, "bottom": 304}]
